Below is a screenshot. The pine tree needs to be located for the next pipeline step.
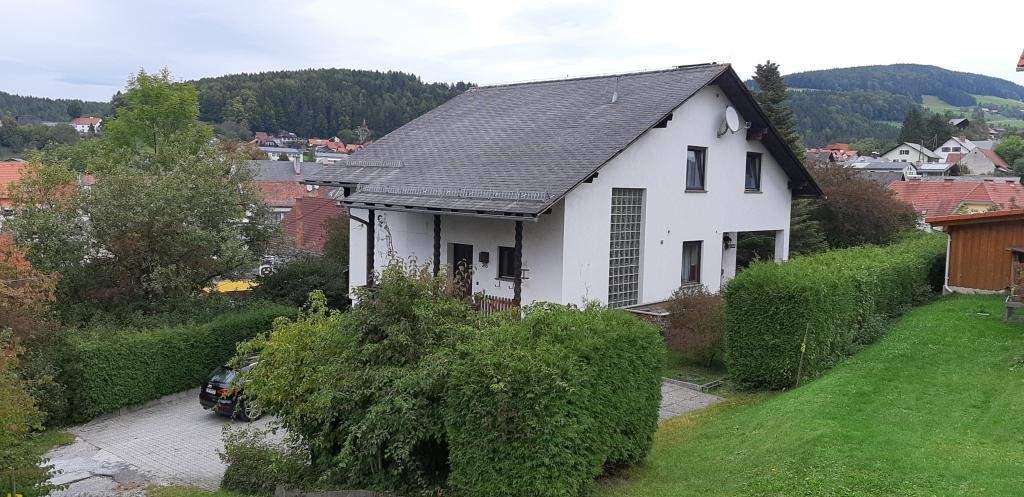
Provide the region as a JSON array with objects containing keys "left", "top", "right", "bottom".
[
  {"left": 788, "top": 199, "right": 827, "bottom": 255},
  {"left": 898, "top": 107, "right": 923, "bottom": 144},
  {"left": 753, "top": 60, "right": 804, "bottom": 161}
]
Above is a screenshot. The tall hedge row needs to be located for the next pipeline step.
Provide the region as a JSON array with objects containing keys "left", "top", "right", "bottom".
[
  {"left": 725, "top": 234, "right": 946, "bottom": 389},
  {"left": 444, "top": 305, "right": 665, "bottom": 497},
  {"left": 60, "top": 303, "right": 295, "bottom": 422}
]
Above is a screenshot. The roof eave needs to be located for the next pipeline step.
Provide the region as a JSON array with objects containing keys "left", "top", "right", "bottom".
[{"left": 339, "top": 199, "right": 542, "bottom": 222}]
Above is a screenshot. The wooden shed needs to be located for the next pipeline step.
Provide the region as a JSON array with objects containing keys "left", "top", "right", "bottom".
[{"left": 927, "top": 209, "right": 1024, "bottom": 292}]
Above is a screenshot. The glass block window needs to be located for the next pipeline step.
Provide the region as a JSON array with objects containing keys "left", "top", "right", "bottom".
[{"left": 608, "top": 188, "right": 645, "bottom": 308}]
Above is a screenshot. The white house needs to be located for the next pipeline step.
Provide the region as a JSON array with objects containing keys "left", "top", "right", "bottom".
[
  {"left": 308, "top": 64, "right": 821, "bottom": 308},
  {"left": 961, "top": 147, "right": 1010, "bottom": 175},
  {"left": 881, "top": 142, "right": 940, "bottom": 164},
  {"left": 259, "top": 146, "right": 303, "bottom": 162},
  {"left": 71, "top": 116, "right": 102, "bottom": 134},
  {"left": 933, "top": 136, "right": 977, "bottom": 161}
]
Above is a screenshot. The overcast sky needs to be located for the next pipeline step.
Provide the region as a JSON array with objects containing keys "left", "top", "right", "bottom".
[{"left": 5, "top": 0, "right": 1024, "bottom": 102}]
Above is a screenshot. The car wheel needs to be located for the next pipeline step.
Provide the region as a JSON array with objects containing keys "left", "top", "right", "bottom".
[{"left": 237, "top": 399, "right": 263, "bottom": 422}]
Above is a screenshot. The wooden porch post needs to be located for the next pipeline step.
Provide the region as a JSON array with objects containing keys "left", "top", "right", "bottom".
[
  {"left": 366, "top": 209, "right": 375, "bottom": 287},
  {"left": 433, "top": 215, "right": 441, "bottom": 277},
  {"left": 513, "top": 220, "right": 523, "bottom": 305}
]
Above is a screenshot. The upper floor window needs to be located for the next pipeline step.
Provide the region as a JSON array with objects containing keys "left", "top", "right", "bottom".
[
  {"left": 899, "top": 149, "right": 910, "bottom": 155},
  {"left": 941, "top": 147, "right": 951, "bottom": 152},
  {"left": 686, "top": 147, "right": 707, "bottom": 191},
  {"left": 745, "top": 153, "right": 762, "bottom": 192},
  {"left": 952, "top": 146, "right": 962, "bottom": 152}
]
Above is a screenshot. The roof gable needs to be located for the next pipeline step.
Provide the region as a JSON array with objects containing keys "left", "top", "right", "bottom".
[{"left": 310, "top": 64, "right": 820, "bottom": 217}]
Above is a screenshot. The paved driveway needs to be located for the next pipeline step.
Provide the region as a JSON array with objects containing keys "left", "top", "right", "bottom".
[
  {"left": 47, "top": 382, "right": 719, "bottom": 496},
  {"left": 47, "top": 389, "right": 277, "bottom": 496}
]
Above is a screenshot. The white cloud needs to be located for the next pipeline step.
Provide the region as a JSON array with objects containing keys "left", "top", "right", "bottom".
[{"left": 4, "top": 0, "right": 1023, "bottom": 101}]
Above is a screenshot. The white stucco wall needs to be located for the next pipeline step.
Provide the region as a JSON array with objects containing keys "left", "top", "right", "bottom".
[
  {"left": 348, "top": 84, "right": 796, "bottom": 307},
  {"left": 560, "top": 84, "right": 793, "bottom": 305},
  {"left": 348, "top": 204, "right": 565, "bottom": 304},
  {"left": 882, "top": 144, "right": 935, "bottom": 164}
]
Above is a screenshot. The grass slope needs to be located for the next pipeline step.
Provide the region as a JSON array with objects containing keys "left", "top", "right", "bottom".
[
  {"left": 601, "top": 295, "right": 1024, "bottom": 497},
  {"left": 922, "top": 94, "right": 1024, "bottom": 128}
]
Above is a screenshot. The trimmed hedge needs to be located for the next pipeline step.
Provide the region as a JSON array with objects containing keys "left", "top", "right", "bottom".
[
  {"left": 725, "top": 234, "right": 946, "bottom": 389},
  {"left": 445, "top": 304, "right": 665, "bottom": 497},
  {"left": 60, "top": 303, "right": 295, "bottom": 422}
]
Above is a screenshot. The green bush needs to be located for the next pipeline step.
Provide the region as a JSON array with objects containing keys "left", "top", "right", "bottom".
[
  {"left": 220, "top": 428, "right": 312, "bottom": 495},
  {"left": 58, "top": 303, "right": 295, "bottom": 422},
  {"left": 253, "top": 256, "right": 349, "bottom": 310},
  {"left": 445, "top": 303, "right": 666, "bottom": 497},
  {"left": 724, "top": 234, "right": 946, "bottom": 389}
]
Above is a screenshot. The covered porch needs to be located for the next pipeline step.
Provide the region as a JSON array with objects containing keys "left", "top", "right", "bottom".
[{"left": 346, "top": 204, "right": 565, "bottom": 310}]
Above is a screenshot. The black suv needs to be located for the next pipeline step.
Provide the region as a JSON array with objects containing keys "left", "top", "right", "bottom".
[{"left": 199, "top": 359, "right": 262, "bottom": 421}]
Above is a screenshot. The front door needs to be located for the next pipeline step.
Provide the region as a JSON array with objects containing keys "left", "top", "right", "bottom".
[{"left": 452, "top": 243, "right": 474, "bottom": 297}]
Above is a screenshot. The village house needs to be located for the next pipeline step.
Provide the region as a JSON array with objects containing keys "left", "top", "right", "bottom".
[
  {"left": 71, "top": 116, "right": 102, "bottom": 134},
  {"left": 307, "top": 63, "right": 821, "bottom": 308},
  {"left": 283, "top": 196, "right": 347, "bottom": 254},
  {"left": 258, "top": 146, "right": 303, "bottom": 162},
  {"left": 889, "top": 178, "right": 1024, "bottom": 229},
  {"left": 881, "top": 142, "right": 940, "bottom": 164},
  {"left": 250, "top": 159, "right": 327, "bottom": 222}
]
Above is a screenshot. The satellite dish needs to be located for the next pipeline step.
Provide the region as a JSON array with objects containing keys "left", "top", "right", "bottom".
[{"left": 724, "top": 107, "right": 741, "bottom": 133}]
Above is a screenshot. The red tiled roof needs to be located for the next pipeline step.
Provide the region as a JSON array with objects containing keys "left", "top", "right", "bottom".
[
  {"left": 0, "top": 161, "right": 26, "bottom": 207},
  {"left": 927, "top": 208, "right": 1024, "bottom": 226},
  {"left": 1018, "top": 49, "right": 1024, "bottom": 71},
  {"left": 945, "top": 152, "right": 964, "bottom": 164},
  {"left": 255, "top": 181, "right": 319, "bottom": 207},
  {"left": 71, "top": 116, "right": 102, "bottom": 125},
  {"left": 889, "top": 180, "right": 1024, "bottom": 217},
  {"left": 824, "top": 143, "right": 851, "bottom": 151},
  {"left": 283, "top": 197, "right": 346, "bottom": 254}
]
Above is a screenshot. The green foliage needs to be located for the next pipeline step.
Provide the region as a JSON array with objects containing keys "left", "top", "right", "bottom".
[
  {"left": 788, "top": 199, "right": 828, "bottom": 256},
  {"left": 599, "top": 296, "right": 1024, "bottom": 497},
  {"left": 0, "top": 123, "right": 79, "bottom": 157},
  {"left": 0, "top": 332, "right": 54, "bottom": 497},
  {"left": 193, "top": 68, "right": 471, "bottom": 139},
  {"left": 786, "top": 90, "right": 909, "bottom": 147},
  {"left": 898, "top": 106, "right": 955, "bottom": 147},
  {"left": 0, "top": 90, "right": 108, "bottom": 122},
  {"left": 445, "top": 303, "right": 665, "bottom": 497},
  {"left": 784, "top": 64, "right": 1024, "bottom": 106},
  {"left": 57, "top": 303, "right": 294, "bottom": 422},
  {"left": 7, "top": 70, "right": 279, "bottom": 319},
  {"left": 724, "top": 234, "right": 946, "bottom": 389},
  {"left": 253, "top": 256, "right": 349, "bottom": 310},
  {"left": 807, "top": 165, "right": 918, "bottom": 249},
  {"left": 238, "top": 264, "right": 480, "bottom": 493},
  {"left": 220, "top": 428, "right": 312, "bottom": 495},
  {"left": 995, "top": 135, "right": 1024, "bottom": 166},
  {"left": 752, "top": 60, "right": 803, "bottom": 160},
  {"left": 1012, "top": 156, "right": 1024, "bottom": 177}
]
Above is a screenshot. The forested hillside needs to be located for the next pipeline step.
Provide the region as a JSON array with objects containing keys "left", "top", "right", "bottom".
[
  {"left": 785, "top": 64, "right": 1024, "bottom": 106},
  {"left": 0, "top": 91, "right": 109, "bottom": 121},
  {"left": 191, "top": 68, "right": 472, "bottom": 139},
  {"left": 787, "top": 89, "right": 913, "bottom": 146}
]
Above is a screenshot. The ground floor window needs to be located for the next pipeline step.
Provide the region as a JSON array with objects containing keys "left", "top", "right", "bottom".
[
  {"left": 497, "top": 246, "right": 516, "bottom": 280},
  {"left": 681, "top": 240, "right": 702, "bottom": 284}
]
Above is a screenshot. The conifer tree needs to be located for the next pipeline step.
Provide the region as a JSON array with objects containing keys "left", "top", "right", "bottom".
[{"left": 753, "top": 60, "right": 804, "bottom": 161}]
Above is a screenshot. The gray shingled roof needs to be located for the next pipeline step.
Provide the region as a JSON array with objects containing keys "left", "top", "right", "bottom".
[
  {"left": 308, "top": 63, "right": 819, "bottom": 216},
  {"left": 250, "top": 160, "right": 325, "bottom": 182}
]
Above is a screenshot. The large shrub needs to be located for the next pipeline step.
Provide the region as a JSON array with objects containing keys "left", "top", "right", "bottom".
[
  {"left": 236, "top": 263, "right": 482, "bottom": 494},
  {"left": 220, "top": 428, "right": 312, "bottom": 496},
  {"left": 725, "top": 234, "right": 946, "bottom": 389},
  {"left": 58, "top": 303, "right": 294, "bottom": 422},
  {"left": 444, "top": 303, "right": 665, "bottom": 497},
  {"left": 0, "top": 332, "right": 54, "bottom": 497},
  {"left": 253, "top": 256, "right": 349, "bottom": 310},
  {"left": 664, "top": 285, "right": 725, "bottom": 367}
]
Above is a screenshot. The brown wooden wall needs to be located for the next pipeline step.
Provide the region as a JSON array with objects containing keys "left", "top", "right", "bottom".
[{"left": 947, "top": 221, "right": 1024, "bottom": 291}]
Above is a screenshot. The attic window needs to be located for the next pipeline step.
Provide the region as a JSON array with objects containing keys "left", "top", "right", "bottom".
[{"left": 654, "top": 114, "right": 673, "bottom": 128}]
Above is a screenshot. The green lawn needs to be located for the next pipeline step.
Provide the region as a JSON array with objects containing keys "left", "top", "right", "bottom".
[
  {"left": 148, "top": 486, "right": 250, "bottom": 497},
  {"left": 600, "top": 295, "right": 1024, "bottom": 497},
  {"left": 922, "top": 94, "right": 1024, "bottom": 129}
]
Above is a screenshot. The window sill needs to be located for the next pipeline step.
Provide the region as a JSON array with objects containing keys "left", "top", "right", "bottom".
[
  {"left": 684, "top": 189, "right": 707, "bottom": 193},
  {"left": 496, "top": 276, "right": 517, "bottom": 282},
  {"left": 744, "top": 189, "right": 762, "bottom": 194}
]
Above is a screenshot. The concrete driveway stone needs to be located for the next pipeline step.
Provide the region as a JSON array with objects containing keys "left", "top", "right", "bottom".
[
  {"left": 47, "top": 389, "right": 277, "bottom": 496},
  {"left": 659, "top": 379, "right": 722, "bottom": 421}
]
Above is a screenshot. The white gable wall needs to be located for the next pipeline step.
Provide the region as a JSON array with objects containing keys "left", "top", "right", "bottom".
[{"left": 560, "top": 85, "right": 793, "bottom": 305}]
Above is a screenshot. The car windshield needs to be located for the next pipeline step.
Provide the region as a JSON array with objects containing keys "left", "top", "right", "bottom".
[{"left": 208, "top": 366, "right": 236, "bottom": 384}]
